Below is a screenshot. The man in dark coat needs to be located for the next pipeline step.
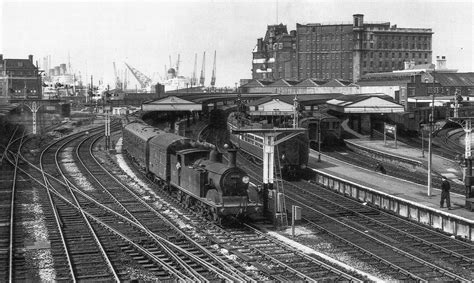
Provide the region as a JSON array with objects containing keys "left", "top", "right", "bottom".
[{"left": 440, "top": 176, "right": 451, "bottom": 209}]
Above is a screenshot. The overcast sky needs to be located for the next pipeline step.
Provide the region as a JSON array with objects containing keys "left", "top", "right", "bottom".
[{"left": 1, "top": 0, "right": 473, "bottom": 87}]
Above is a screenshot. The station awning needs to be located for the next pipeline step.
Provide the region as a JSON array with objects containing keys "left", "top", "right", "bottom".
[
  {"left": 142, "top": 95, "right": 202, "bottom": 112},
  {"left": 327, "top": 95, "right": 405, "bottom": 113}
]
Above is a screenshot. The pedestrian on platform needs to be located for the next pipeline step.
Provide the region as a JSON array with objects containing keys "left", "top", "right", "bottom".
[
  {"left": 440, "top": 176, "right": 452, "bottom": 209},
  {"left": 375, "top": 162, "right": 386, "bottom": 174}
]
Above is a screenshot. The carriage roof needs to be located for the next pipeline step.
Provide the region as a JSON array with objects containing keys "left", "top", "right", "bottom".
[{"left": 123, "top": 121, "right": 162, "bottom": 141}]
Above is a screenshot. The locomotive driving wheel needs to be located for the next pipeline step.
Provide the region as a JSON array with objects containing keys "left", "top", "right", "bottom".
[
  {"left": 209, "top": 207, "right": 221, "bottom": 224},
  {"left": 176, "top": 190, "right": 184, "bottom": 203},
  {"left": 183, "top": 195, "right": 193, "bottom": 209}
]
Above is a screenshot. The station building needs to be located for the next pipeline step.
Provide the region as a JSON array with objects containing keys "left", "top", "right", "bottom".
[{"left": 0, "top": 54, "right": 42, "bottom": 100}]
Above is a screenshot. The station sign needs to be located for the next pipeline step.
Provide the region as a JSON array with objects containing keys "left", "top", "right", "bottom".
[
  {"left": 384, "top": 123, "right": 396, "bottom": 135},
  {"left": 384, "top": 123, "right": 397, "bottom": 148}
]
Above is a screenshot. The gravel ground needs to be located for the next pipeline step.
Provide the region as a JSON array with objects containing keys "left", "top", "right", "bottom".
[
  {"left": 19, "top": 187, "right": 56, "bottom": 281},
  {"left": 60, "top": 148, "right": 96, "bottom": 192},
  {"left": 272, "top": 225, "right": 392, "bottom": 282}
]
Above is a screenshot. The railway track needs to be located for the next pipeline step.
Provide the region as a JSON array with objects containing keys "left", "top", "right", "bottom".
[
  {"left": 107, "top": 139, "right": 366, "bottom": 282},
  {"left": 240, "top": 151, "right": 474, "bottom": 281},
  {"left": 0, "top": 129, "right": 25, "bottom": 282},
  {"left": 5, "top": 127, "right": 194, "bottom": 281},
  {"left": 64, "top": 129, "right": 257, "bottom": 281},
  {"left": 2, "top": 123, "right": 305, "bottom": 281}
]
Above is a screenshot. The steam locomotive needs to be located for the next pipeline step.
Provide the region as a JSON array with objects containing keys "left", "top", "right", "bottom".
[
  {"left": 227, "top": 112, "right": 309, "bottom": 180},
  {"left": 122, "top": 121, "right": 262, "bottom": 222}
]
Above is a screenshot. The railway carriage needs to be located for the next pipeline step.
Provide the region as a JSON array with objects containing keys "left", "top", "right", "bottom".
[
  {"left": 300, "top": 113, "right": 342, "bottom": 148},
  {"left": 122, "top": 121, "right": 161, "bottom": 172},
  {"left": 122, "top": 121, "right": 262, "bottom": 221}
]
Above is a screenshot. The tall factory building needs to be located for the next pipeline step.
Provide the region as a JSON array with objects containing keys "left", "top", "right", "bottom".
[{"left": 252, "top": 14, "right": 433, "bottom": 82}]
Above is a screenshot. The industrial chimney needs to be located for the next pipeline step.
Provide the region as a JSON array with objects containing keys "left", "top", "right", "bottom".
[{"left": 436, "top": 56, "right": 447, "bottom": 70}]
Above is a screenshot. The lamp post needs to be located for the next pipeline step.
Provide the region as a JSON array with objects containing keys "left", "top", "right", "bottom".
[
  {"left": 318, "top": 117, "right": 322, "bottom": 162},
  {"left": 421, "top": 125, "right": 425, "bottom": 158},
  {"left": 427, "top": 67, "right": 435, "bottom": 196}
]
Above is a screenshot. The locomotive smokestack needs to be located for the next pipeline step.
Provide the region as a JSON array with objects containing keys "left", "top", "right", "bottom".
[
  {"left": 210, "top": 148, "right": 222, "bottom": 162},
  {"left": 209, "top": 148, "right": 219, "bottom": 162},
  {"left": 228, "top": 149, "right": 237, "bottom": 168}
]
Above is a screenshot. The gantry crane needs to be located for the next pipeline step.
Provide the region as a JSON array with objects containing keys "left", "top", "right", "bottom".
[
  {"left": 176, "top": 54, "right": 180, "bottom": 76},
  {"left": 210, "top": 50, "right": 216, "bottom": 88},
  {"left": 124, "top": 62, "right": 153, "bottom": 89},
  {"left": 192, "top": 53, "right": 198, "bottom": 86},
  {"left": 113, "top": 62, "right": 122, "bottom": 90},
  {"left": 199, "top": 51, "right": 206, "bottom": 86}
]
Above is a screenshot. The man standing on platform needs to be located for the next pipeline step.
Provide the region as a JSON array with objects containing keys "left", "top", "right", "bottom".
[{"left": 440, "top": 176, "right": 452, "bottom": 209}]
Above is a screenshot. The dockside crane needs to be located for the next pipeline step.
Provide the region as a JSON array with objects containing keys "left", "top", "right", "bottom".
[
  {"left": 113, "top": 62, "right": 122, "bottom": 90},
  {"left": 192, "top": 53, "right": 197, "bottom": 86},
  {"left": 123, "top": 68, "right": 128, "bottom": 90},
  {"left": 210, "top": 50, "right": 216, "bottom": 88},
  {"left": 124, "top": 62, "right": 153, "bottom": 89},
  {"left": 199, "top": 51, "right": 206, "bottom": 86},
  {"left": 176, "top": 54, "right": 180, "bottom": 76}
]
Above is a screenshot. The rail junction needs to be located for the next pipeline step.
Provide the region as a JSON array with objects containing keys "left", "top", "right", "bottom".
[{"left": 2, "top": 91, "right": 474, "bottom": 281}]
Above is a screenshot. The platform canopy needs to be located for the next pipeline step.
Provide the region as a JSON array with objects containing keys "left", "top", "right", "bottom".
[
  {"left": 326, "top": 94, "right": 405, "bottom": 114},
  {"left": 142, "top": 95, "right": 202, "bottom": 112}
]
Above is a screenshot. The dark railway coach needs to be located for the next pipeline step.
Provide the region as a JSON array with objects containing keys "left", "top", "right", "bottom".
[{"left": 122, "top": 121, "right": 262, "bottom": 221}]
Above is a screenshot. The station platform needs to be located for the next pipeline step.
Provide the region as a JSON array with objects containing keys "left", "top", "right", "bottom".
[
  {"left": 347, "top": 138, "right": 464, "bottom": 183},
  {"left": 309, "top": 138, "right": 474, "bottom": 241}
]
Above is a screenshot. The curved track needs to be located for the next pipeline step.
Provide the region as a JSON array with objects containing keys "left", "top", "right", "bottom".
[{"left": 0, "top": 129, "right": 25, "bottom": 281}]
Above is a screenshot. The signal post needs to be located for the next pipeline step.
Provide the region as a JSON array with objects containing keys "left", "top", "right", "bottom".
[{"left": 231, "top": 127, "right": 306, "bottom": 228}]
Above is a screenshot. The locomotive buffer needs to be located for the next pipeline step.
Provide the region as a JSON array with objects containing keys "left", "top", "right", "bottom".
[{"left": 231, "top": 127, "right": 306, "bottom": 228}]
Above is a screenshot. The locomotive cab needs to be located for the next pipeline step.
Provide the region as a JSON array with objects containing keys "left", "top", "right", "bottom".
[{"left": 170, "top": 149, "right": 209, "bottom": 195}]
